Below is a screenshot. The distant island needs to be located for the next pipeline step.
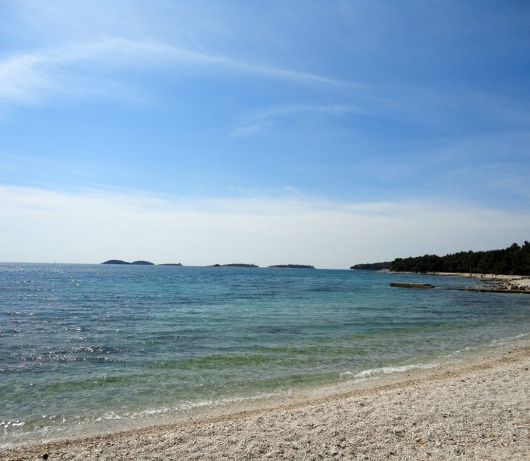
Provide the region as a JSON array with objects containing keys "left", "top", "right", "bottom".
[
  {"left": 211, "top": 263, "right": 258, "bottom": 268},
  {"left": 101, "top": 260, "right": 155, "bottom": 265},
  {"left": 350, "top": 262, "right": 391, "bottom": 271},
  {"left": 351, "top": 241, "right": 530, "bottom": 276},
  {"left": 268, "top": 264, "right": 315, "bottom": 269},
  {"left": 159, "top": 263, "right": 183, "bottom": 266}
]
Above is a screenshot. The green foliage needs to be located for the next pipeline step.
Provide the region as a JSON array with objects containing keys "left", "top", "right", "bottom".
[
  {"left": 350, "top": 262, "right": 392, "bottom": 270},
  {"left": 389, "top": 241, "right": 530, "bottom": 275}
]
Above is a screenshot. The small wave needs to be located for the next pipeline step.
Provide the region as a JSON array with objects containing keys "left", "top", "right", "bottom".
[
  {"left": 7, "top": 311, "right": 34, "bottom": 316},
  {"left": 351, "top": 362, "right": 438, "bottom": 379},
  {"left": 308, "top": 286, "right": 336, "bottom": 292},
  {"left": 0, "top": 420, "right": 25, "bottom": 429},
  {"left": 489, "top": 332, "right": 528, "bottom": 346},
  {"left": 107, "top": 390, "right": 281, "bottom": 422}
]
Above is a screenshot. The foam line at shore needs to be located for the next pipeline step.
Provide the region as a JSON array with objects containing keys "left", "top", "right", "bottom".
[{"left": 350, "top": 362, "right": 439, "bottom": 378}]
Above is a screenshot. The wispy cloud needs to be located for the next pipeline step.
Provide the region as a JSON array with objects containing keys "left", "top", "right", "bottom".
[
  {"left": 230, "top": 104, "right": 361, "bottom": 137},
  {"left": 0, "top": 54, "right": 53, "bottom": 104},
  {"left": 0, "top": 37, "right": 346, "bottom": 107},
  {"left": 1, "top": 184, "right": 529, "bottom": 267}
]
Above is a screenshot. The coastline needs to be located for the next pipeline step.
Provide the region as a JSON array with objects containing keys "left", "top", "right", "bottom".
[
  {"left": 386, "top": 270, "right": 530, "bottom": 291},
  {"left": 2, "top": 338, "right": 529, "bottom": 460},
  {"left": 436, "top": 272, "right": 530, "bottom": 291}
]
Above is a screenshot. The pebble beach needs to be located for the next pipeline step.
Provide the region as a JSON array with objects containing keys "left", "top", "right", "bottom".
[{"left": 2, "top": 339, "right": 529, "bottom": 461}]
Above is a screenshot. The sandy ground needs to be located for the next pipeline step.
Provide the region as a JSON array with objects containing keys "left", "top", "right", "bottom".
[{"left": 1, "top": 341, "right": 529, "bottom": 461}]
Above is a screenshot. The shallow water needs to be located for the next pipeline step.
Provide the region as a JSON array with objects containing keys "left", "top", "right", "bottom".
[{"left": 1, "top": 263, "right": 529, "bottom": 445}]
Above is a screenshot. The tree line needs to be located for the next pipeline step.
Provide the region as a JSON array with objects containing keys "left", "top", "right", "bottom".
[
  {"left": 389, "top": 242, "right": 530, "bottom": 275},
  {"left": 350, "top": 262, "right": 392, "bottom": 271}
]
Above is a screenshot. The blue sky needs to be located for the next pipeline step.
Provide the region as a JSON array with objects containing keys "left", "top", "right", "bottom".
[{"left": 1, "top": 1, "right": 529, "bottom": 266}]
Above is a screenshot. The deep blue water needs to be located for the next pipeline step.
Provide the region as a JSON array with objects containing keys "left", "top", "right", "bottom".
[{"left": 1, "top": 263, "right": 529, "bottom": 445}]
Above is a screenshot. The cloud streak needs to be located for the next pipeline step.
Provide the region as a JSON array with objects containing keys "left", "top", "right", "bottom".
[
  {"left": 0, "top": 37, "right": 346, "bottom": 106},
  {"left": 1, "top": 185, "right": 529, "bottom": 268},
  {"left": 230, "top": 104, "right": 361, "bottom": 137}
]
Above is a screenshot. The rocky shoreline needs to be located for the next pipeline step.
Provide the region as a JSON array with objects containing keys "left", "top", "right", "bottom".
[{"left": 430, "top": 272, "right": 530, "bottom": 292}]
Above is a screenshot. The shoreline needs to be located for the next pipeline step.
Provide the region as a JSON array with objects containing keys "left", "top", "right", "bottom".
[
  {"left": 2, "top": 338, "right": 529, "bottom": 460},
  {"left": 385, "top": 270, "right": 530, "bottom": 291}
]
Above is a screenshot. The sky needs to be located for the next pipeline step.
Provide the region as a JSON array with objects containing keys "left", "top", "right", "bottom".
[{"left": 1, "top": 0, "right": 529, "bottom": 268}]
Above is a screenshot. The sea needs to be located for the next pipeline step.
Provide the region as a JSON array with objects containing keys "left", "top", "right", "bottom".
[{"left": 1, "top": 263, "right": 529, "bottom": 447}]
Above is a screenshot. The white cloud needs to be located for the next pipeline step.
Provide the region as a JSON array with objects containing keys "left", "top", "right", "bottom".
[
  {"left": 0, "top": 54, "right": 53, "bottom": 104},
  {"left": 0, "top": 37, "right": 345, "bottom": 106},
  {"left": 1, "top": 185, "right": 529, "bottom": 268}
]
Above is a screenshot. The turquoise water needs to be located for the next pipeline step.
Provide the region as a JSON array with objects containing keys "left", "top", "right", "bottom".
[{"left": 1, "top": 263, "right": 530, "bottom": 445}]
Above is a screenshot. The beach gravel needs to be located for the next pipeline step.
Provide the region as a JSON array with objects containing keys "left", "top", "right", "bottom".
[{"left": 1, "top": 344, "right": 529, "bottom": 460}]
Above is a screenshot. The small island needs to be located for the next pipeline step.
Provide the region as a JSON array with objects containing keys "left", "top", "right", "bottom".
[
  {"left": 210, "top": 263, "right": 259, "bottom": 268},
  {"left": 268, "top": 264, "right": 315, "bottom": 269},
  {"left": 101, "top": 260, "right": 155, "bottom": 265},
  {"left": 159, "top": 263, "right": 183, "bottom": 266}
]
